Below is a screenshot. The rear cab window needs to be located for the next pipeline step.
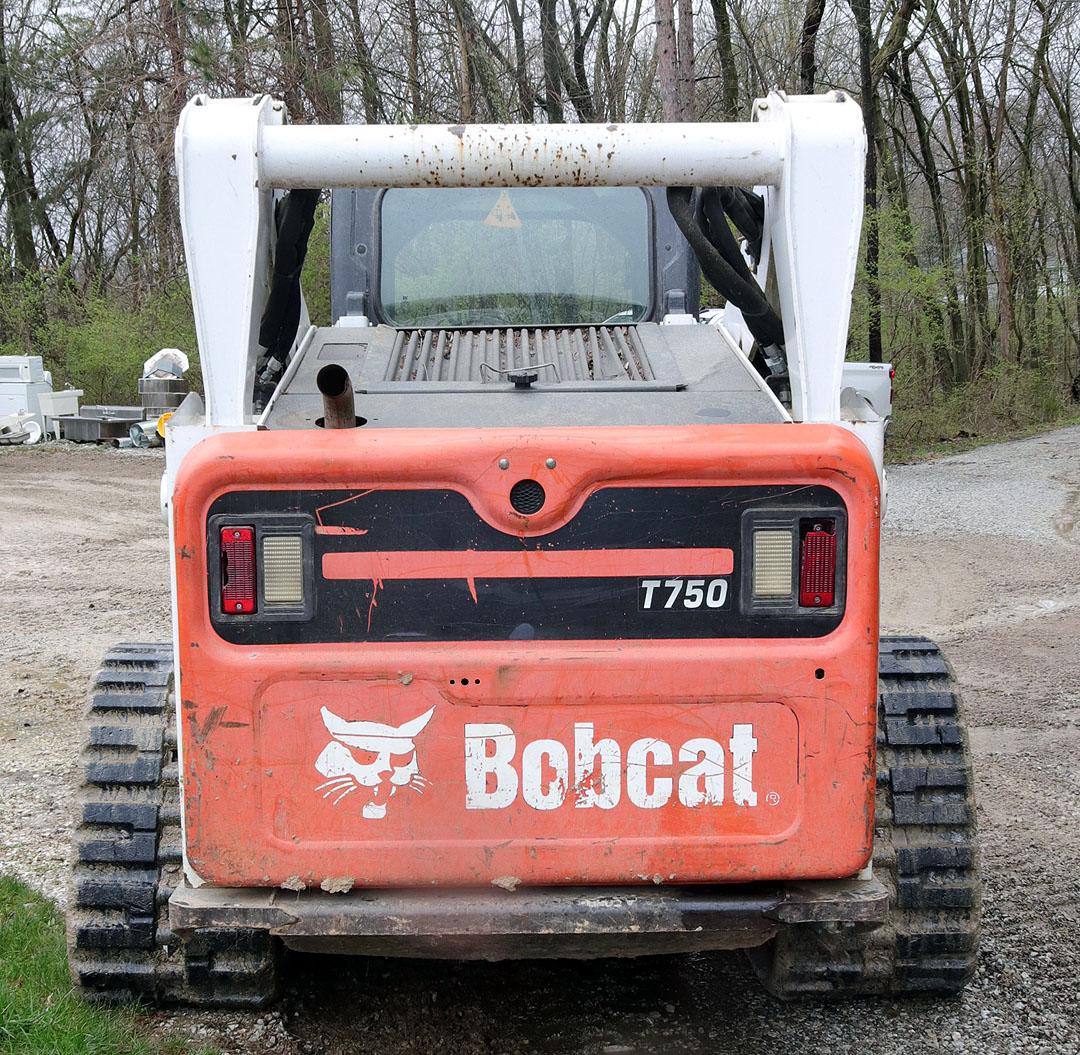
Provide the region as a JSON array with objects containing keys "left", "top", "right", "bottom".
[{"left": 378, "top": 187, "right": 651, "bottom": 328}]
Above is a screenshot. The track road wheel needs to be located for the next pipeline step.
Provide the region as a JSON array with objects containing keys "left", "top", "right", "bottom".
[
  {"left": 68, "top": 643, "right": 279, "bottom": 1007},
  {"left": 750, "top": 635, "right": 982, "bottom": 998}
]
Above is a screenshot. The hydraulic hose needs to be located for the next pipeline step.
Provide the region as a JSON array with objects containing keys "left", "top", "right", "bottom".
[
  {"left": 665, "top": 186, "right": 784, "bottom": 352},
  {"left": 258, "top": 189, "right": 320, "bottom": 360},
  {"left": 700, "top": 187, "right": 756, "bottom": 286},
  {"left": 719, "top": 187, "right": 764, "bottom": 264}
]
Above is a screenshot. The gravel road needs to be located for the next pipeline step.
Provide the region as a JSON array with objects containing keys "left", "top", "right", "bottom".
[{"left": 1, "top": 429, "right": 1079, "bottom": 1055}]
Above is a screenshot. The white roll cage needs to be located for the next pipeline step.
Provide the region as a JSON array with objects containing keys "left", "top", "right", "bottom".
[{"left": 174, "top": 92, "right": 866, "bottom": 429}]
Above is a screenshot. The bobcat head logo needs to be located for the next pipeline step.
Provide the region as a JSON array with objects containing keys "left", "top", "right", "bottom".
[{"left": 314, "top": 705, "right": 434, "bottom": 819}]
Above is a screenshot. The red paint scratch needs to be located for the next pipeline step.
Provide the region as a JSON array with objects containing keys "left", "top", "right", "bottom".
[
  {"left": 367, "top": 576, "right": 383, "bottom": 632},
  {"left": 314, "top": 489, "right": 376, "bottom": 527},
  {"left": 315, "top": 525, "right": 369, "bottom": 536},
  {"left": 572, "top": 766, "right": 603, "bottom": 805},
  {"left": 466, "top": 576, "right": 478, "bottom": 603}
]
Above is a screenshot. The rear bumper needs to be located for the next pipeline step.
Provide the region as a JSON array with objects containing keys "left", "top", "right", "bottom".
[{"left": 169, "top": 877, "right": 888, "bottom": 959}]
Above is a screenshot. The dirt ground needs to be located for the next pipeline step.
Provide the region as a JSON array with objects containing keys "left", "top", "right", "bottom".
[{"left": 1, "top": 431, "right": 1079, "bottom": 1055}]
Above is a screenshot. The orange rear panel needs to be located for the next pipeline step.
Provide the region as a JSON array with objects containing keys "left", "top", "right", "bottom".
[{"left": 172, "top": 424, "right": 879, "bottom": 888}]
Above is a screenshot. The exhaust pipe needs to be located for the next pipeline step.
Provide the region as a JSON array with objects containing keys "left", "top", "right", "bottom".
[{"left": 316, "top": 364, "right": 357, "bottom": 429}]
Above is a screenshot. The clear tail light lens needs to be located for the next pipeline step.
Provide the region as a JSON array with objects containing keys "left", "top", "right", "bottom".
[
  {"left": 262, "top": 535, "right": 305, "bottom": 606},
  {"left": 752, "top": 529, "right": 794, "bottom": 598},
  {"left": 220, "top": 526, "right": 256, "bottom": 614},
  {"left": 799, "top": 520, "right": 836, "bottom": 607}
]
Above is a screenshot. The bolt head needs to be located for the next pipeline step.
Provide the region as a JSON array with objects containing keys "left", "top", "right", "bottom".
[
  {"left": 498, "top": 458, "right": 509, "bottom": 470},
  {"left": 545, "top": 457, "right": 556, "bottom": 469}
]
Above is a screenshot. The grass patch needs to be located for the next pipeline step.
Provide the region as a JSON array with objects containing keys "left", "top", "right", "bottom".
[{"left": 0, "top": 875, "right": 200, "bottom": 1055}]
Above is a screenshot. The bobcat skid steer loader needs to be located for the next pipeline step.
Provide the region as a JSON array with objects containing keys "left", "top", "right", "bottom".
[{"left": 68, "top": 92, "right": 980, "bottom": 1006}]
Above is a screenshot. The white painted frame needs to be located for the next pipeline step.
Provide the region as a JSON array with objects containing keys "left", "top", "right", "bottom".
[{"left": 175, "top": 90, "right": 865, "bottom": 432}]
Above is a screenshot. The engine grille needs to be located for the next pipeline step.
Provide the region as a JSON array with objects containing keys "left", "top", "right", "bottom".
[{"left": 385, "top": 327, "right": 655, "bottom": 384}]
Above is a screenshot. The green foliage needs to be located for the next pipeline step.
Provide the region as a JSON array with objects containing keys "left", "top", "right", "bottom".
[
  {"left": 0, "top": 272, "right": 199, "bottom": 406},
  {"left": 0, "top": 875, "right": 151, "bottom": 1055},
  {"left": 849, "top": 203, "right": 955, "bottom": 369},
  {"left": 887, "top": 359, "right": 1077, "bottom": 461},
  {"left": 0, "top": 194, "right": 1071, "bottom": 459},
  {"left": 41, "top": 294, "right": 200, "bottom": 406},
  {"left": 847, "top": 202, "right": 1079, "bottom": 459},
  {"left": 0, "top": 197, "right": 332, "bottom": 405},
  {"left": 302, "top": 200, "right": 332, "bottom": 326},
  {"left": 188, "top": 38, "right": 218, "bottom": 81}
]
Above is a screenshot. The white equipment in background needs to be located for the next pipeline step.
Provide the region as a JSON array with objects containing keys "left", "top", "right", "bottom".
[
  {"left": 0, "top": 411, "right": 42, "bottom": 445},
  {"left": 0, "top": 355, "right": 53, "bottom": 435},
  {"left": 144, "top": 348, "right": 190, "bottom": 377},
  {"left": 139, "top": 348, "right": 190, "bottom": 421},
  {"left": 38, "top": 388, "right": 84, "bottom": 439}
]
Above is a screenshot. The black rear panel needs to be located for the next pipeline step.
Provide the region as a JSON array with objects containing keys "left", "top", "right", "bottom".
[{"left": 207, "top": 485, "right": 846, "bottom": 644}]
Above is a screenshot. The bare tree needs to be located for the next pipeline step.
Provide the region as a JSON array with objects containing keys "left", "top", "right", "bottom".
[
  {"left": 0, "top": 0, "right": 1072, "bottom": 409},
  {"left": 798, "top": 0, "right": 827, "bottom": 93}
]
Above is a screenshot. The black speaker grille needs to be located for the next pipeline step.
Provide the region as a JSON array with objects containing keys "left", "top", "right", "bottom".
[{"left": 509, "top": 479, "right": 546, "bottom": 515}]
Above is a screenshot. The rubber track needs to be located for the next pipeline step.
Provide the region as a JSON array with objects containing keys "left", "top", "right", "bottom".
[
  {"left": 752, "top": 635, "right": 982, "bottom": 997},
  {"left": 68, "top": 643, "right": 278, "bottom": 1007}
]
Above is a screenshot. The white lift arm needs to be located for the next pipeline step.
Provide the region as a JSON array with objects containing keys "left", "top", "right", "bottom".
[{"left": 175, "top": 92, "right": 865, "bottom": 427}]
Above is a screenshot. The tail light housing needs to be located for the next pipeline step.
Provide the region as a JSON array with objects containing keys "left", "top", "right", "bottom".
[
  {"left": 743, "top": 503, "right": 845, "bottom": 618},
  {"left": 220, "top": 526, "right": 256, "bottom": 614},
  {"left": 210, "top": 517, "right": 313, "bottom": 627},
  {"left": 799, "top": 520, "right": 836, "bottom": 607}
]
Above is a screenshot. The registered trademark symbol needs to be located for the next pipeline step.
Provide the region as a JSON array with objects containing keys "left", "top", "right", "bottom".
[{"left": 765, "top": 791, "right": 781, "bottom": 806}]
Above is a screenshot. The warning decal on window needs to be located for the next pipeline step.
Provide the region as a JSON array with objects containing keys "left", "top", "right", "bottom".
[{"left": 483, "top": 190, "right": 521, "bottom": 228}]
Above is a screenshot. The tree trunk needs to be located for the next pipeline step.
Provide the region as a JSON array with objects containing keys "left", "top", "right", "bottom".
[
  {"left": 539, "top": 0, "right": 564, "bottom": 122},
  {"left": 0, "top": 0, "right": 36, "bottom": 273},
  {"left": 406, "top": 0, "right": 422, "bottom": 120},
  {"left": 895, "top": 52, "right": 966, "bottom": 381},
  {"left": 850, "top": 0, "right": 882, "bottom": 362},
  {"left": 798, "top": 0, "right": 827, "bottom": 93},
  {"left": 708, "top": 0, "right": 740, "bottom": 117},
  {"left": 655, "top": 0, "right": 680, "bottom": 121},
  {"left": 676, "top": 0, "right": 695, "bottom": 120},
  {"left": 505, "top": 0, "right": 534, "bottom": 120},
  {"left": 344, "top": 0, "right": 383, "bottom": 123},
  {"left": 452, "top": 1, "right": 474, "bottom": 121}
]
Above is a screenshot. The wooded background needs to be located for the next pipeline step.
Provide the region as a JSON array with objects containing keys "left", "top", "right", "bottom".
[{"left": 0, "top": 0, "right": 1076, "bottom": 451}]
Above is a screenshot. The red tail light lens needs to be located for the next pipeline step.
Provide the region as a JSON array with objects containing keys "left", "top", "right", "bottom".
[
  {"left": 220, "top": 526, "right": 256, "bottom": 614},
  {"left": 799, "top": 520, "right": 836, "bottom": 607}
]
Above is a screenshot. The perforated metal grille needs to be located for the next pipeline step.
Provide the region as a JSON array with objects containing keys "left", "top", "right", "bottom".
[
  {"left": 385, "top": 327, "right": 654, "bottom": 383},
  {"left": 510, "top": 479, "right": 546, "bottom": 515}
]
